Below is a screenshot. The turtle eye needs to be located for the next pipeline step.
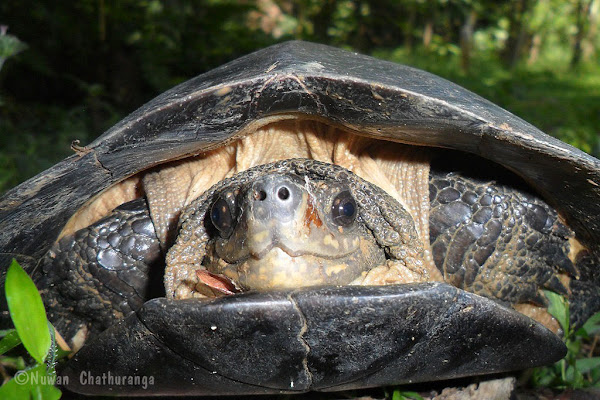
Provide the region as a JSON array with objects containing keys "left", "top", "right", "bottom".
[
  {"left": 210, "top": 197, "right": 235, "bottom": 237},
  {"left": 331, "top": 190, "right": 357, "bottom": 226}
]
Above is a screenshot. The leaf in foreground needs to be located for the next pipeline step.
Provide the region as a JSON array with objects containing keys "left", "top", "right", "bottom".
[
  {"left": 0, "top": 364, "right": 61, "bottom": 400},
  {"left": 5, "top": 259, "right": 51, "bottom": 364},
  {"left": 544, "top": 290, "right": 569, "bottom": 333}
]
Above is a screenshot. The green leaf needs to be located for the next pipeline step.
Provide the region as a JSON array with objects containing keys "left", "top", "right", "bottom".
[
  {"left": 544, "top": 290, "right": 570, "bottom": 333},
  {"left": 0, "top": 355, "right": 26, "bottom": 370},
  {"left": 575, "top": 357, "right": 600, "bottom": 374},
  {"left": 0, "top": 364, "right": 61, "bottom": 400},
  {"left": 392, "top": 389, "right": 424, "bottom": 400},
  {"left": 5, "top": 259, "right": 51, "bottom": 364},
  {"left": 532, "top": 366, "right": 556, "bottom": 387},
  {"left": 592, "top": 368, "right": 600, "bottom": 387},
  {"left": 0, "top": 329, "right": 21, "bottom": 355},
  {"left": 582, "top": 312, "right": 600, "bottom": 336},
  {"left": 0, "top": 30, "right": 27, "bottom": 60},
  {"left": 565, "top": 364, "right": 585, "bottom": 388}
]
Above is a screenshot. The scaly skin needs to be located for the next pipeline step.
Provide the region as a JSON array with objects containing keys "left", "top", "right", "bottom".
[
  {"left": 429, "top": 154, "right": 600, "bottom": 327},
  {"left": 36, "top": 198, "right": 163, "bottom": 344},
  {"left": 429, "top": 169, "right": 574, "bottom": 304}
]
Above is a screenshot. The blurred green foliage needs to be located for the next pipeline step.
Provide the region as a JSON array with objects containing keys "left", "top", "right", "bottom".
[
  {"left": 0, "top": 0, "right": 598, "bottom": 195},
  {"left": 0, "top": 26, "right": 27, "bottom": 75}
]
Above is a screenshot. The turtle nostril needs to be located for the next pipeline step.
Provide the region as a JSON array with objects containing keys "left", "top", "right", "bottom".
[
  {"left": 277, "top": 186, "right": 290, "bottom": 200},
  {"left": 254, "top": 190, "right": 267, "bottom": 201}
]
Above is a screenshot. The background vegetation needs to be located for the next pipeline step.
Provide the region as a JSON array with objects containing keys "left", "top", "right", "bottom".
[{"left": 0, "top": 0, "right": 599, "bottom": 194}]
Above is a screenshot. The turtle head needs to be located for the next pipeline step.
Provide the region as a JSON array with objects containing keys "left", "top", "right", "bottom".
[
  {"left": 164, "top": 159, "right": 426, "bottom": 298},
  {"left": 203, "top": 171, "right": 385, "bottom": 291}
]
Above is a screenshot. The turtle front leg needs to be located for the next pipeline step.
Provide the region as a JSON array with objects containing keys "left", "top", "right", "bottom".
[
  {"left": 428, "top": 167, "right": 578, "bottom": 328},
  {"left": 35, "top": 198, "right": 163, "bottom": 348}
]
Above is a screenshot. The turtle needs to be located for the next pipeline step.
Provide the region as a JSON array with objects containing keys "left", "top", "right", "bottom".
[{"left": 0, "top": 41, "right": 599, "bottom": 396}]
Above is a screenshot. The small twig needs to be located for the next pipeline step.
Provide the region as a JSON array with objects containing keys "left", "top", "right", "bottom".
[{"left": 70, "top": 140, "right": 92, "bottom": 157}]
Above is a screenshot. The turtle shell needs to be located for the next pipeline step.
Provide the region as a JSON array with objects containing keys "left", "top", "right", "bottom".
[
  {"left": 1, "top": 41, "right": 598, "bottom": 273},
  {"left": 0, "top": 41, "right": 598, "bottom": 395}
]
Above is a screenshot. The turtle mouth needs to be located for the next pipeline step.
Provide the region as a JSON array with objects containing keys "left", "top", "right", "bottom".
[
  {"left": 215, "top": 225, "right": 363, "bottom": 264},
  {"left": 212, "top": 246, "right": 376, "bottom": 291},
  {"left": 249, "top": 239, "right": 359, "bottom": 261}
]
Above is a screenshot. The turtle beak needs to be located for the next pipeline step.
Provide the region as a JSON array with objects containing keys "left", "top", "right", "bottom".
[
  {"left": 248, "top": 174, "right": 305, "bottom": 224},
  {"left": 211, "top": 174, "right": 311, "bottom": 262},
  {"left": 244, "top": 174, "right": 307, "bottom": 257}
]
